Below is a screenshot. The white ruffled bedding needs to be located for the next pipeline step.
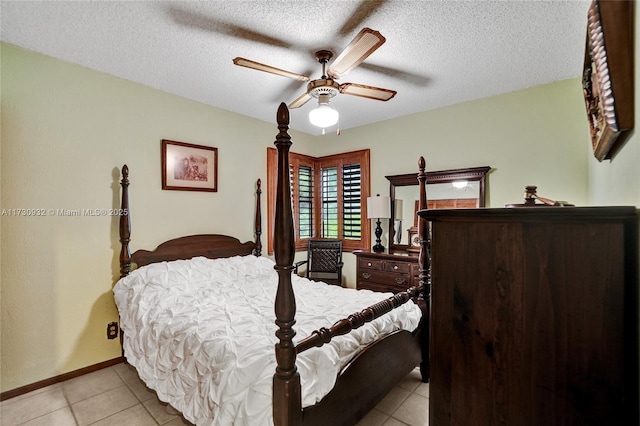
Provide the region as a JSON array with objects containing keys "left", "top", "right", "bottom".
[{"left": 113, "top": 255, "right": 421, "bottom": 426}]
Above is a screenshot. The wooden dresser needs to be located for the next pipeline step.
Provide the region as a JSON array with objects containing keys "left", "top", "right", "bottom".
[
  {"left": 419, "top": 207, "right": 638, "bottom": 426},
  {"left": 353, "top": 250, "right": 419, "bottom": 293}
]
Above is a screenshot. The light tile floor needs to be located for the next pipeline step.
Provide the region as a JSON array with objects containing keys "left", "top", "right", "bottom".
[{"left": 1, "top": 363, "right": 428, "bottom": 426}]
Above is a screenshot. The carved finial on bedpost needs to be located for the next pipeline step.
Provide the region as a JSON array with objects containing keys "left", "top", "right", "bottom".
[
  {"left": 416, "top": 156, "right": 431, "bottom": 381},
  {"left": 119, "top": 165, "right": 132, "bottom": 278},
  {"left": 254, "top": 179, "right": 262, "bottom": 257},
  {"left": 277, "top": 101, "right": 290, "bottom": 128},
  {"left": 272, "top": 103, "right": 302, "bottom": 426}
]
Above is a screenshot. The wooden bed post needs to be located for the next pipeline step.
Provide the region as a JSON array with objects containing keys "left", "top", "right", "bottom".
[
  {"left": 416, "top": 156, "right": 431, "bottom": 381},
  {"left": 120, "top": 165, "right": 132, "bottom": 278},
  {"left": 118, "top": 165, "right": 132, "bottom": 360},
  {"left": 254, "top": 179, "right": 263, "bottom": 256},
  {"left": 272, "top": 103, "right": 302, "bottom": 426}
]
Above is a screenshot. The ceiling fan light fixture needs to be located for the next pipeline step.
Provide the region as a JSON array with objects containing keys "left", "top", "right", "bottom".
[{"left": 309, "top": 94, "right": 339, "bottom": 128}]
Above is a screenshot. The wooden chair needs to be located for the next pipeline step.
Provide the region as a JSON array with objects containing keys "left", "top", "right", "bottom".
[{"left": 294, "top": 239, "right": 343, "bottom": 286}]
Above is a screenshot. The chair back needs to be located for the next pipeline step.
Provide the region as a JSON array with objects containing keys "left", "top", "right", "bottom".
[
  {"left": 308, "top": 240, "right": 342, "bottom": 271},
  {"left": 307, "top": 239, "right": 343, "bottom": 285}
]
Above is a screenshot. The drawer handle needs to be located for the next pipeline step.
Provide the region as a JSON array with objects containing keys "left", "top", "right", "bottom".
[
  {"left": 395, "top": 278, "right": 406, "bottom": 285},
  {"left": 362, "top": 273, "right": 372, "bottom": 279},
  {"left": 393, "top": 265, "right": 399, "bottom": 270},
  {"left": 367, "top": 262, "right": 372, "bottom": 267}
]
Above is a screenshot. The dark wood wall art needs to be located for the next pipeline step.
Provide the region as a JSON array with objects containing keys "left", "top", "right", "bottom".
[
  {"left": 161, "top": 139, "right": 218, "bottom": 192},
  {"left": 582, "top": 0, "right": 634, "bottom": 161}
]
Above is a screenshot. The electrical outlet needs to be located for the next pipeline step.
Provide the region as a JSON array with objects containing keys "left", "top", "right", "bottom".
[{"left": 107, "top": 322, "right": 119, "bottom": 339}]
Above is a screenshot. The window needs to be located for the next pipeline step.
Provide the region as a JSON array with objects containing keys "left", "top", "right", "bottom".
[
  {"left": 342, "top": 162, "right": 362, "bottom": 240},
  {"left": 298, "top": 165, "right": 314, "bottom": 239},
  {"left": 267, "top": 148, "right": 370, "bottom": 253},
  {"left": 321, "top": 166, "right": 338, "bottom": 238}
]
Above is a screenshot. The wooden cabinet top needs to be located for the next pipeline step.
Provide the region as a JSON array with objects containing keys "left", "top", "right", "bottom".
[
  {"left": 353, "top": 250, "right": 419, "bottom": 263},
  {"left": 418, "top": 206, "right": 637, "bottom": 222}
]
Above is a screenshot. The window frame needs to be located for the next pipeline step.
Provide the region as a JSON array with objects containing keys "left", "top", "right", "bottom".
[{"left": 266, "top": 148, "right": 370, "bottom": 254}]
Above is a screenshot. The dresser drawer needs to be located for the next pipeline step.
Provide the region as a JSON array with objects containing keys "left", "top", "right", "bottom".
[
  {"left": 384, "top": 261, "right": 411, "bottom": 274},
  {"left": 358, "top": 270, "right": 411, "bottom": 292},
  {"left": 358, "top": 257, "right": 384, "bottom": 271}
]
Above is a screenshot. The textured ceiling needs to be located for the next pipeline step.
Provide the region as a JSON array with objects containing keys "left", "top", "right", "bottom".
[{"left": 1, "top": 0, "right": 591, "bottom": 135}]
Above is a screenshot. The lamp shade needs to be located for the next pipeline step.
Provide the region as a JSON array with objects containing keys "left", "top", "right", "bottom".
[
  {"left": 367, "top": 194, "right": 391, "bottom": 219},
  {"left": 394, "top": 199, "right": 404, "bottom": 219}
]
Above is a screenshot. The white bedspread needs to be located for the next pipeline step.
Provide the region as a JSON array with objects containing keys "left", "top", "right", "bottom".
[{"left": 113, "top": 255, "right": 421, "bottom": 426}]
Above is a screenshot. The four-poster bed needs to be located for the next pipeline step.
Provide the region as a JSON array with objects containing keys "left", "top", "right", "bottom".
[{"left": 114, "top": 103, "right": 430, "bottom": 426}]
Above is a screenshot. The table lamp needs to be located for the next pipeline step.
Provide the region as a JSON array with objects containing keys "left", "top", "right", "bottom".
[{"left": 367, "top": 194, "right": 391, "bottom": 253}]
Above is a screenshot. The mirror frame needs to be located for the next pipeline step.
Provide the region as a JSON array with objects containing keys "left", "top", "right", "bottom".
[{"left": 386, "top": 166, "right": 491, "bottom": 250}]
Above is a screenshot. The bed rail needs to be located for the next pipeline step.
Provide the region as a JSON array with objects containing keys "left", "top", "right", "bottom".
[
  {"left": 296, "top": 156, "right": 430, "bottom": 356},
  {"left": 296, "top": 284, "right": 424, "bottom": 354}
]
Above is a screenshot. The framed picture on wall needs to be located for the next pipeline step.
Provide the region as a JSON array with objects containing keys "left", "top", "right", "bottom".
[
  {"left": 581, "top": 0, "right": 634, "bottom": 162},
  {"left": 162, "top": 139, "right": 218, "bottom": 192}
]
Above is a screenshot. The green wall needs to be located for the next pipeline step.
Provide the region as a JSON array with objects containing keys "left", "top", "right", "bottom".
[
  {"left": 0, "top": 43, "right": 313, "bottom": 392},
  {"left": 2, "top": 20, "right": 638, "bottom": 394}
]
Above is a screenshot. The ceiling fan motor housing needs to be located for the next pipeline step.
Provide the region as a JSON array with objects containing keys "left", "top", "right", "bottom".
[{"left": 307, "top": 79, "right": 340, "bottom": 99}]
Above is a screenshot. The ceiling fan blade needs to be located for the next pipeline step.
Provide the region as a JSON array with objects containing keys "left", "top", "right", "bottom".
[
  {"left": 288, "top": 92, "right": 312, "bottom": 109},
  {"left": 328, "top": 28, "right": 386, "bottom": 79},
  {"left": 232, "top": 58, "right": 310, "bottom": 81},
  {"left": 340, "top": 83, "right": 397, "bottom": 101}
]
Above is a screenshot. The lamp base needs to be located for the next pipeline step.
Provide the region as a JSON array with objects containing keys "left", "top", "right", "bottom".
[{"left": 372, "top": 218, "right": 385, "bottom": 253}]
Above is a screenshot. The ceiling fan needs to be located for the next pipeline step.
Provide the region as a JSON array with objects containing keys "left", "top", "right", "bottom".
[{"left": 232, "top": 28, "right": 397, "bottom": 127}]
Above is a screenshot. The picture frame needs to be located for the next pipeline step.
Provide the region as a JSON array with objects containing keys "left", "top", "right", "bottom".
[
  {"left": 582, "top": 0, "right": 634, "bottom": 162},
  {"left": 161, "top": 139, "right": 218, "bottom": 192}
]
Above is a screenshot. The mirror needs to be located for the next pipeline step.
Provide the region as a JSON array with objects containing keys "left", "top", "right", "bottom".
[{"left": 386, "top": 166, "right": 491, "bottom": 250}]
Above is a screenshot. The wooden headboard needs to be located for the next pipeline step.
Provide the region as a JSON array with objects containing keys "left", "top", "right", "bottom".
[{"left": 118, "top": 165, "right": 262, "bottom": 278}]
